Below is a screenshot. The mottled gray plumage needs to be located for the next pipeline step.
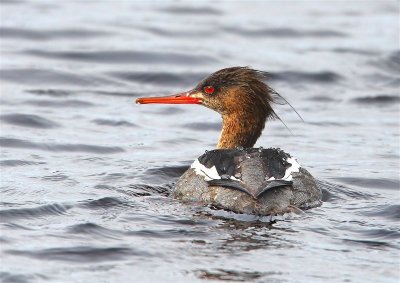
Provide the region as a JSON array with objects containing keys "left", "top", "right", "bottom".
[{"left": 174, "top": 148, "right": 322, "bottom": 215}]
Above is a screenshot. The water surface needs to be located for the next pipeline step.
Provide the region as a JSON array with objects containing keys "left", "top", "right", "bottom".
[{"left": 1, "top": 1, "right": 399, "bottom": 282}]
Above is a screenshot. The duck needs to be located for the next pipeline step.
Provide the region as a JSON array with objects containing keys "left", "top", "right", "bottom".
[{"left": 136, "top": 66, "right": 322, "bottom": 215}]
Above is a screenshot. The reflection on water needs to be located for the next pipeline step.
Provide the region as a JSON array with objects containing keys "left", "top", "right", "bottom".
[{"left": 1, "top": 1, "right": 399, "bottom": 282}]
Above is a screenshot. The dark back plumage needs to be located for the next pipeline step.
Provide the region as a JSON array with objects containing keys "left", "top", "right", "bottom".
[{"left": 194, "top": 147, "right": 298, "bottom": 198}]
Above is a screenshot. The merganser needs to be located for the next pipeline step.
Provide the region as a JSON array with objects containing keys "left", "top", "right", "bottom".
[{"left": 136, "top": 67, "right": 322, "bottom": 215}]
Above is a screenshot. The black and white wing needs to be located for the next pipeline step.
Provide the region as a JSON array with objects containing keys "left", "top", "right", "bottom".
[{"left": 190, "top": 148, "right": 301, "bottom": 199}]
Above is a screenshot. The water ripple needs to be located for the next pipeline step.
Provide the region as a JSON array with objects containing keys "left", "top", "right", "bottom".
[
  {"left": 268, "top": 70, "right": 342, "bottom": 83},
  {"left": 330, "top": 47, "right": 379, "bottom": 56},
  {"left": 351, "top": 95, "right": 400, "bottom": 105},
  {"left": 27, "top": 89, "right": 141, "bottom": 98},
  {"left": 317, "top": 180, "right": 376, "bottom": 201},
  {"left": 90, "top": 90, "right": 140, "bottom": 97},
  {"left": 160, "top": 6, "right": 222, "bottom": 15},
  {"left": 0, "top": 160, "right": 45, "bottom": 167},
  {"left": 0, "top": 272, "right": 47, "bottom": 283},
  {"left": 68, "top": 222, "right": 121, "bottom": 239},
  {"left": 342, "top": 228, "right": 400, "bottom": 248},
  {"left": 311, "top": 47, "right": 379, "bottom": 56},
  {"left": 195, "top": 269, "right": 266, "bottom": 282},
  {"left": 78, "top": 197, "right": 129, "bottom": 209},
  {"left": 26, "top": 89, "right": 72, "bottom": 97},
  {"left": 92, "top": 119, "right": 138, "bottom": 127},
  {"left": 224, "top": 26, "right": 347, "bottom": 38},
  {"left": 147, "top": 106, "right": 186, "bottom": 115},
  {"left": 0, "top": 203, "right": 72, "bottom": 221},
  {"left": 307, "top": 95, "right": 339, "bottom": 102},
  {"left": 0, "top": 114, "right": 60, "bottom": 129},
  {"left": 128, "top": 228, "right": 207, "bottom": 238},
  {"left": 362, "top": 204, "right": 400, "bottom": 220},
  {"left": 139, "top": 26, "right": 213, "bottom": 38},
  {"left": 182, "top": 122, "right": 221, "bottom": 131},
  {"left": 23, "top": 99, "right": 95, "bottom": 108},
  {"left": 0, "top": 68, "right": 115, "bottom": 86},
  {"left": 42, "top": 173, "right": 72, "bottom": 182},
  {"left": 373, "top": 50, "right": 400, "bottom": 74},
  {"left": 142, "top": 165, "right": 190, "bottom": 184},
  {"left": 0, "top": 137, "right": 124, "bottom": 154},
  {"left": 108, "top": 71, "right": 207, "bottom": 86},
  {"left": 7, "top": 246, "right": 141, "bottom": 262},
  {"left": 342, "top": 238, "right": 394, "bottom": 248},
  {"left": 0, "top": 0, "right": 25, "bottom": 4},
  {"left": 24, "top": 50, "right": 218, "bottom": 65},
  {"left": 333, "top": 177, "right": 400, "bottom": 190},
  {"left": 0, "top": 27, "right": 110, "bottom": 41}
]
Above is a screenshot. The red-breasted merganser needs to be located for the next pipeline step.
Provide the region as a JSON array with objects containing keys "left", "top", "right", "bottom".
[{"left": 136, "top": 67, "right": 322, "bottom": 215}]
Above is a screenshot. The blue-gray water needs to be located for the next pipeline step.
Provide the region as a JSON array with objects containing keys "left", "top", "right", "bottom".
[{"left": 1, "top": 1, "right": 399, "bottom": 282}]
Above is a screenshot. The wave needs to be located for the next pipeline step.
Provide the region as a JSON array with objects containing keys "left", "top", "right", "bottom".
[
  {"left": 23, "top": 99, "right": 94, "bottom": 108},
  {"left": 0, "top": 160, "right": 46, "bottom": 167},
  {"left": 26, "top": 89, "right": 72, "bottom": 97},
  {"left": 372, "top": 50, "right": 400, "bottom": 74},
  {"left": 144, "top": 165, "right": 189, "bottom": 180},
  {"left": 0, "top": 137, "right": 124, "bottom": 154},
  {"left": 78, "top": 197, "right": 129, "bottom": 209},
  {"left": 6, "top": 246, "right": 139, "bottom": 262},
  {"left": 0, "top": 27, "right": 109, "bottom": 41},
  {"left": 351, "top": 95, "right": 400, "bottom": 105},
  {"left": 268, "top": 70, "right": 342, "bottom": 84},
  {"left": 68, "top": 222, "right": 121, "bottom": 239},
  {"left": 223, "top": 26, "right": 347, "bottom": 38},
  {"left": 182, "top": 122, "right": 221, "bottom": 131},
  {"left": 24, "top": 49, "right": 219, "bottom": 65},
  {"left": 108, "top": 71, "right": 207, "bottom": 86},
  {"left": 91, "top": 119, "right": 138, "bottom": 127},
  {"left": 0, "top": 272, "right": 47, "bottom": 283},
  {"left": 160, "top": 6, "right": 222, "bottom": 15},
  {"left": 0, "top": 68, "right": 116, "bottom": 86},
  {"left": 0, "top": 203, "right": 72, "bottom": 221},
  {"left": 362, "top": 204, "right": 400, "bottom": 220},
  {"left": 333, "top": 177, "right": 400, "bottom": 190},
  {"left": 0, "top": 113, "right": 60, "bottom": 129}
]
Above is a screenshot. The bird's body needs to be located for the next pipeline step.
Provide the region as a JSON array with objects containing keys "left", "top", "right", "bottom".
[
  {"left": 137, "top": 67, "right": 322, "bottom": 215},
  {"left": 175, "top": 148, "right": 321, "bottom": 215}
]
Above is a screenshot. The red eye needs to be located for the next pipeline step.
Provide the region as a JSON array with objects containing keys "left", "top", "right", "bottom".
[{"left": 203, "top": 85, "right": 215, "bottom": 95}]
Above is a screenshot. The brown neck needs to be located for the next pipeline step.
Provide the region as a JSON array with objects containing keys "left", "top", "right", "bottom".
[{"left": 216, "top": 111, "right": 267, "bottom": 149}]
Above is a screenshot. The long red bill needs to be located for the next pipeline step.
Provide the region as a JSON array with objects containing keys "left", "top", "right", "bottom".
[{"left": 136, "top": 92, "right": 201, "bottom": 104}]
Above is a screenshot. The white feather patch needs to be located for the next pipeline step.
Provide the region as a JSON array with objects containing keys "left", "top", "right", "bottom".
[
  {"left": 230, "top": 176, "right": 241, "bottom": 181},
  {"left": 191, "top": 155, "right": 301, "bottom": 182},
  {"left": 281, "top": 157, "right": 301, "bottom": 181},
  {"left": 191, "top": 159, "right": 221, "bottom": 181}
]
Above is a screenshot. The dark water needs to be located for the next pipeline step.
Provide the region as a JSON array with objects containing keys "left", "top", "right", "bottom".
[{"left": 1, "top": 1, "right": 399, "bottom": 282}]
